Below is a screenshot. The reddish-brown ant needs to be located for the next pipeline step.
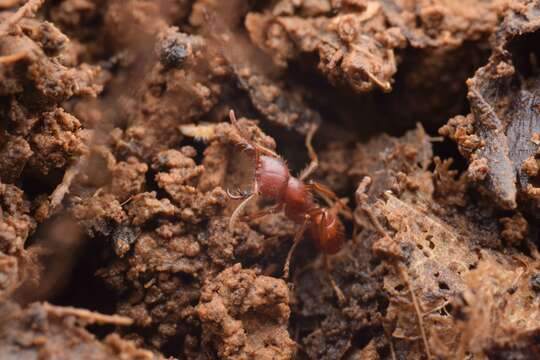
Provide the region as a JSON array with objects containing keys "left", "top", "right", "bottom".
[{"left": 227, "top": 110, "right": 349, "bottom": 301}]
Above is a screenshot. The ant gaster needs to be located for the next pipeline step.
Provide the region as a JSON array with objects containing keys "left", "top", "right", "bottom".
[{"left": 227, "top": 110, "right": 348, "bottom": 302}]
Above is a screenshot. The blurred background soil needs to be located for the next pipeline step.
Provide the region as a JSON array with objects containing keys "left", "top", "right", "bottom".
[{"left": 2, "top": 0, "right": 540, "bottom": 359}]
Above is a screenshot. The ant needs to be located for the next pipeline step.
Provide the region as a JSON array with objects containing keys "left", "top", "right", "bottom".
[{"left": 227, "top": 110, "right": 349, "bottom": 302}]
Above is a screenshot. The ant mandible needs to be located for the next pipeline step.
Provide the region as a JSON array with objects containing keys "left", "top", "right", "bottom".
[{"left": 227, "top": 110, "right": 349, "bottom": 302}]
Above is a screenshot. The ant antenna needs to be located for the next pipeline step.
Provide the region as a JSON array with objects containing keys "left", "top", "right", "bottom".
[
  {"left": 228, "top": 110, "right": 279, "bottom": 158},
  {"left": 229, "top": 193, "right": 257, "bottom": 232},
  {"left": 229, "top": 110, "right": 254, "bottom": 148}
]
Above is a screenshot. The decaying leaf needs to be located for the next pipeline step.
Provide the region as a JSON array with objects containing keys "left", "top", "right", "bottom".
[{"left": 376, "top": 193, "right": 540, "bottom": 359}]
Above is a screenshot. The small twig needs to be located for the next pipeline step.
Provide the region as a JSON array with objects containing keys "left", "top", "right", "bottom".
[
  {"left": 429, "top": 136, "right": 444, "bottom": 143},
  {"left": 49, "top": 161, "right": 81, "bottom": 210},
  {"left": 0, "top": 51, "right": 26, "bottom": 64},
  {"left": 355, "top": 177, "right": 390, "bottom": 236},
  {"left": 120, "top": 195, "right": 134, "bottom": 207},
  {"left": 324, "top": 254, "right": 346, "bottom": 305},
  {"left": 422, "top": 299, "right": 451, "bottom": 316},
  {"left": 357, "top": 1, "right": 381, "bottom": 22},
  {"left": 43, "top": 302, "right": 134, "bottom": 326},
  {"left": 348, "top": 48, "right": 392, "bottom": 92}
]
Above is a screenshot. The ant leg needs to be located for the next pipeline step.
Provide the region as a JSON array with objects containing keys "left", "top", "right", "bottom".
[
  {"left": 324, "top": 254, "right": 346, "bottom": 305},
  {"left": 309, "top": 181, "right": 353, "bottom": 219},
  {"left": 298, "top": 123, "right": 320, "bottom": 181},
  {"left": 229, "top": 110, "right": 279, "bottom": 158},
  {"left": 240, "top": 203, "right": 282, "bottom": 221},
  {"left": 229, "top": 192, "right": 257, "bottom": 232},
  {"left": 283, "top": 215, "right": 309, "bottom": 279},
  {"left": 310, "top": 181, "right": 340, "bottom": 204}
]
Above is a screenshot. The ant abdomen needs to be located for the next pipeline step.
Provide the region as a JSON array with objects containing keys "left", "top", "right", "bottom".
[{"left": 308, "top": 212, "right": 345, "bottom": 255}]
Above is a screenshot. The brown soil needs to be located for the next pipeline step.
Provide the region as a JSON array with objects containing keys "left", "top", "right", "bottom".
[{"left": 2, "top": 0, "right": 540, "bottom": 359}]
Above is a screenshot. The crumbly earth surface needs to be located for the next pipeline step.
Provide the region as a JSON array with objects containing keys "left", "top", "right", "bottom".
[{"left": 2, "top": 0, "right": 540, "bottom": 359}]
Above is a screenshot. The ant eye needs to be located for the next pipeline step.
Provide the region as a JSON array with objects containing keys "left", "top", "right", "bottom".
[
  {"left": 240, "top": 190, "right": 251, "bottom": 197},
  {"left": 227, "top": 188, "right": 252, "bottom": 199}
]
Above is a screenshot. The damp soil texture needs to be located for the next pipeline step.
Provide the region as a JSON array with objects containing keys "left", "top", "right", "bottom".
[{"left": 3, "top": 0, "right": 540, "bottom": 359}]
